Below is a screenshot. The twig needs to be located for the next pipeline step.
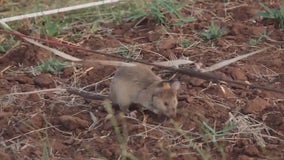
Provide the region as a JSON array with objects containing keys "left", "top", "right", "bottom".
[
  {"left": 2, "top": 88, "right": 66, "bottom": 97},
  {"left": 66, "top": 87, "right": 107, "bottom": 100},
  {"left": 5, "top": 126, "right": 56, "bottom": 142},
  {"left": 0, "top": 30, "right": 283, "bottom": 94},
  {"left": 0, "top": 22, "right": 81, "bottom": 61}
]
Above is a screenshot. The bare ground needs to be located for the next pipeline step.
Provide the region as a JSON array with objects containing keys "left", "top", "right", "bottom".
[{"left": 0, "top": 0, "right": 284, "bottom": 160}]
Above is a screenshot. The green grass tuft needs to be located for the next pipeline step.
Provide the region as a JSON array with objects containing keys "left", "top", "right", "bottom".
[
  {"left": 37, "top": 57, "right": 69, "bottom": 73},
  {"left": 200, "top": 22, "right": 226, "bottom": 40},
  {"left": 179, "top": 39, "right": 191, "bottom": 48},
  {"left": 257, "top": 3, "right": 284, "bottom": 28}
]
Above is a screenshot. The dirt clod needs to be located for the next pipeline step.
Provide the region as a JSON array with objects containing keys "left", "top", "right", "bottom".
[
  {"left": 0, "top": 112, "right": 13, "bottom": 119},
  {"left": 228, "top": 67, "right": 247, "bottom": 81},
  {"left": 58, "top": 115, "right": 89, "bottom": 130},
  {"left": 238, "top": 155, "right": 254, "bottom": 160},
  {"left": 7, "top": 75, "right": 34, "bottom": 84},
  {"left": 244, "top": 96, "right": 269, "bottom": 114},
  {"left": 158, "top": 38, "right": 176, "bottom": 50},
  {"left": 148, "top": 31, "right": 161, "bottom": 42},
  {"left": 0, "top": 151, "right": 11, "bottom": 160},
  {"left": 244, "top": 145, "right": 260, "bottom": 157},
  {"left": 62, "top": 67, "right": 74, "bottom": 77},
  {"left": 0, "top": 1, "right": 283, "bottom": 159},
  {"left": 34, "top": 73, "right": 55, "bottom": 88}
]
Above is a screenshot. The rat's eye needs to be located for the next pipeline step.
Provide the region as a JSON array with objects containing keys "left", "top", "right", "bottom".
[{"left": 164, "top": 102, "right": 168, "bottom": 106}]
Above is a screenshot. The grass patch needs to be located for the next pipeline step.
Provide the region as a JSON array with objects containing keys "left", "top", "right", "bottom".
[
  {"left": 103, "top": 100, "right": 138, "bottom": 160},
  {"left": 257, "top": 3, "right": 284, "bottom": 28},
  {"left": 0, "top": 0, "right": 94, "bottom": 17},
  {"left": 37, "top": 57, "right": 69, "bottom": 73},
  {"left": 0, "top": 35, "right": 17, "bottom": 53},
  {"left": 202, "top": 121, "right": 236, "bottom": 143},
  {"left": 40, "top": 16, "right": 71, "bottom": 36},
  {"left": 248, "top": 29, "right": 271, "bottom": 46},
  {"left": 179, "top": 39, "right": 191, "bottom": 48},
  {"left": 3, "top": 0, "right": 195, "bottom": 43},
  {"left": 115, "top": 45, "right": 142, "bottom": 59},
  {"left": 127, "top": 0, "right": 195, "bottom": 25},
  {"left": 200, "top": 22, "right": 226, "bottom": 40}
]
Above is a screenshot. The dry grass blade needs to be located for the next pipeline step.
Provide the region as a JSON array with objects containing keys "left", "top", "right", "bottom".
[
  {"left": 0, "top": 29, "right": 283, "bottom": 94},
  {"left": 88, "top": 60, "right": 137, "bottom": 67},
  {"left": 153, "top": 59, "right": 195, "bottom": 68},
  {"left": 0, "top": 21, "right": 82, "bottom": 61},
  {"left": 228, "top": 112, "right": 284, "bottom": 147},
  {"left": 66, "top": 87, "right": 107, "bottom": 100},
  {"left": 0, "top": 0, "right": 120, "bottom": 23},
  {"left": 200, "top": 47, "right": 269, "bottom": 72},
  {"left": 88, "top": 59, "right": 195, "bottom": 68},
  {"left": 0, "top": 88, "right": 65, "bottom": 98}
]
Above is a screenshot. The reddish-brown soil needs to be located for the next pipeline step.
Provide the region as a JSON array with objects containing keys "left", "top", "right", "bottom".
[{"left": 0, "top": 1, "right": 284, "bottom": 160}]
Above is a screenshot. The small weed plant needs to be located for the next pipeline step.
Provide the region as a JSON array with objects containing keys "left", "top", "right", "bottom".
[
  {"left": 0, "top": 36, "right": 17, "bottom": 52},
  {"left": 37, "top": 58, "right": 69, "bottom": 73},
  {"left": 200, "top": 22, "right": 226, "bottom": 40},
  {"left": 257, "top": 3, "right": 284, "bottom": 28},
  {"left": 41, "top": 16, "right": 71, "bottom": 36},
  {"left": 179, "top": 39, "right": 191, "bottom": 48},
  {"left": 127, "top": 0, "right": 195, "bottom": 25},
  {"left": 248, "top": 29, "right": 271, "bottom": 46}
]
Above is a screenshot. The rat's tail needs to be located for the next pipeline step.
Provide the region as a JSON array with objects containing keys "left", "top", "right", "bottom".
[
  {"left": 92, "top": 60, "right": 137, "bottom": 67},
  {"left": 67, "top": 87, "right": 108, "bottom": 100}
]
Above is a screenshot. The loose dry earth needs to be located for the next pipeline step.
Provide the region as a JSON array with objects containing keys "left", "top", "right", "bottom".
[{"left": 0, "top": 0, "right": 284, "bottom": 160}]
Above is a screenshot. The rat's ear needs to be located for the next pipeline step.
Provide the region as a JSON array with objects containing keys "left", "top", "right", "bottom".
[
  {"left": 155, "top": 82, "right": 171, "bottom": 93},
  {"left": 162, "top": 82, "right": 171, "bottom": 89},
  {"left": 171, "top": 81, "right": 180, "bottom": 90},
  {"left": 156, "top": 81, "right": 171, "bottom": 89}
]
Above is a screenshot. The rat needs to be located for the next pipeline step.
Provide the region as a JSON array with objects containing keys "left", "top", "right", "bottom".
[
  {"left": 68, "top": 63, "right": 180, "bottom": 118},
  {"left": 110, "top": 64, "right": 180, "bottom": 118}
]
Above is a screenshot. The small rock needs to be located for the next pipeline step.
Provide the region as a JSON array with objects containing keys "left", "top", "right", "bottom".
[
  {"left": 279, "top": 117, "right": 284, "bottom": 134},
  {"left": 215, "top": 2, "right": 225, "bottom": 17},
  {"left": 62, "top": 67, "right": 74, "bottom": 77},
  {"left": 263, "top": 112, "right": 282, "bottom": 128},
  {"left": 188, "top": 77, "right": 206, "bottom": 87},
  {"left": 29, "top": 114, "right": 44, "bottom": 129},
  {"left": 244, "top": 145, "right": 260, "bottom": 157},
  {"left": 238, "top": 155, "right": 253, "bottom": 160},
  {"left": 148, "top": 31, "right": 161, "bottom": 42},
  {"left": 11, "top": 75, "right": 34, "bottom": 84},
  {"left": 0, "top": 151, "right": 11, "bottom": 160},
  {"left": 279, "top": 123, "right": 284, "bottom": 134},
  {"left": 51, "top": 139, "right": 68, "bottom": 154},
  {"left": 271, "top": 58, "right": 282, "bottom": 68},
  {"left": 161, "top": 50, "right": 177, "bottom": 59},
  {"left": 58, "top": 115, "right": 89, "bottom": 130},
  {"left": 27, "top": 94, "right": 41, "bottom": 102},
  {"left": 227, "top": 67, "right": 247, "bottom": 81},
  {"left": 34, "top": 74, "right": 55, "bottom": 88},
  {"left": 218, "top": 85, "right": 236, "bottom": 98},
  {"left": 20, "top": 84, "right": 35, "bottom": 92},
  {"left": 158, "top": 38, "right": 176, "bottom": 50},
  {"left": 0, "top": 112, "right": 13, "bottom": 119},
  {"left": 243, "top": 96, "right": 269, "bottom": 114}
]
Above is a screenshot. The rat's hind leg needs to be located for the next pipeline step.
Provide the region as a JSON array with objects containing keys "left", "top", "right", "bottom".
[
  {"left": 110, "top": 78, "right": 132, "bottom": 112},
  {"left": 115, "top": 96, "right": 131, "bottom": 113}
]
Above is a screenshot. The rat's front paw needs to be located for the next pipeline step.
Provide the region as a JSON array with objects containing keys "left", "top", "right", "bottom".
[{"left": 127, "top": 110, "right": 138, "bottom": 118}]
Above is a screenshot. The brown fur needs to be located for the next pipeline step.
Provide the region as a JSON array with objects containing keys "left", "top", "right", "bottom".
[{"left": 110, "top": 64, "right": 180, "bottom": 117}]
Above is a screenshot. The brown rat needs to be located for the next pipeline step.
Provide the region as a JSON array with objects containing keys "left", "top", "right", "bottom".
[
  {"left": 110, "top": 64, "right": 180, "bottom": 118},
  {"left": 68, "top": 62, "right": 180, "bottom": 117}
]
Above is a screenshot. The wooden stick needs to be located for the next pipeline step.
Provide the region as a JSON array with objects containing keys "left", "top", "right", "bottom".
[{"left": 0, "top": 30, "right": 283, "bottom": 95}]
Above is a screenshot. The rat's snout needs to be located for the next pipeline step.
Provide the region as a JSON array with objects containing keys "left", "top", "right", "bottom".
[
  {"left": 166, "top": 110, "right": 176, "bottom": 118},
  {"left": 170, "top": 112, "right": 176, "bottom": 118}
]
